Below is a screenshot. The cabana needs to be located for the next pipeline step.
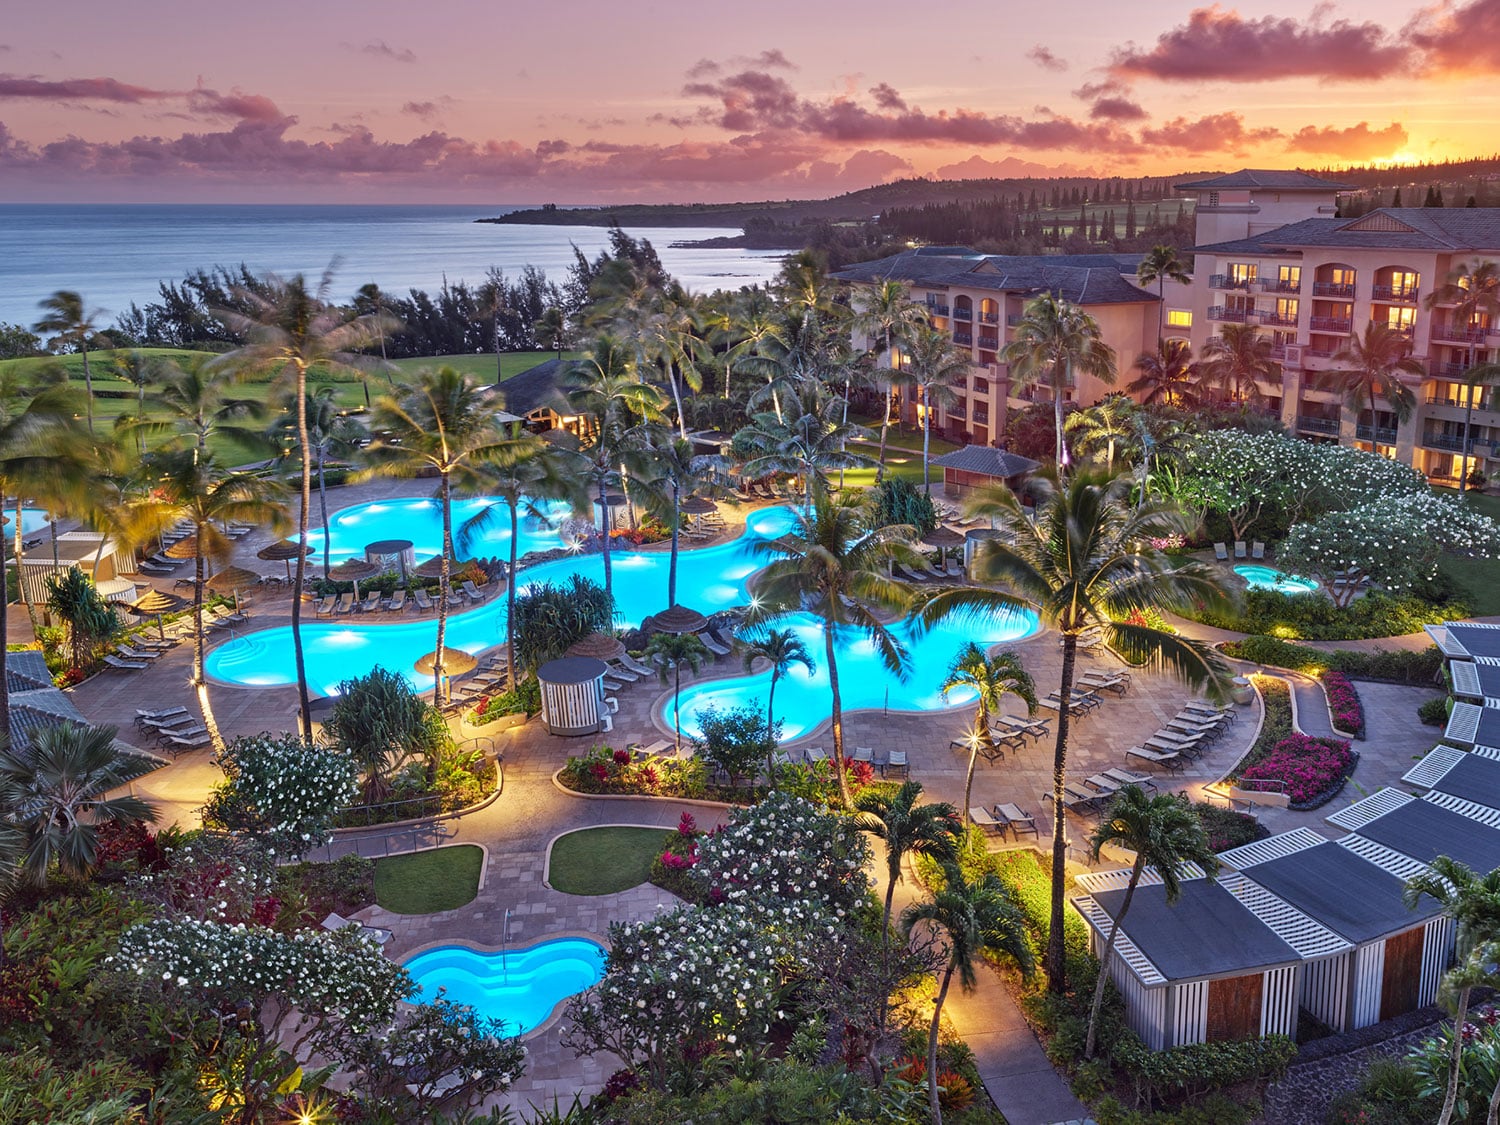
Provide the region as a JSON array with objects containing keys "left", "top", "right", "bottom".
[
  {"left": 1403, "top": 744, "right": 1500, "bottom": 815},
  {"left": 1425, "top": 620, "right": 1500, "bottom": 661},
  {"left": 1442, "top": 700, "right": 1500, "bottom": 750},
  {"left": 929, "top": 445, "right": 1038, "bottom": 500},
  {"left": 1448, "top": 660, "right": 1500, "bottom": 705},
  {"left": 1071, "top": 868, "right": 1347, "bottom": 1049},
  {"left": 536, "top": 656, "right": 610, "bottom": 736},
  {"left": 1328, "top": 787, "right": 1500, "bottom": 869},
  {"left": 1220, "top": 828, "right": 1451, "bottom": 1031}
]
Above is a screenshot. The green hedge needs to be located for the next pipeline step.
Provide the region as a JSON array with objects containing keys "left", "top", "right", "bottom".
[
  {"left": 1186, "top": 589, "right": 1467, "bottom": 641},
  {"left": 1111, "top": 1035, "right": 1297, "bottom": 1111},
  {"left": 1221, "top": 635, "right": 1444, "bottom": 684}
]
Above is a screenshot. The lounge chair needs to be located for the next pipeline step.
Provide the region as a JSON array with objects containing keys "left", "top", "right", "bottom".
[
  {"left": 1252, "top": 541, "right": 1266, "bottom": 559},
  {"left": 1181, "top": 702, "right": 1235, "bottom": 723},
  {"left": 412, "top": 589, "right": 433, "bottom": 612},
  {"left": 969, "top": 806, "right": 1004, "bottom": 834},
  {"left": 1102, "top": 767, "right": 1158, "bottom": 793},
  {"left": 993, "top": 713, "right": 1049, "bottom": 741},
  {"left": 804, "top": 746, "right": 827, "bottom": 763},
  {"left": 321, "top": 912, "right": 393, "bottom": 946},
  {"left": 1126, "top": 745, "right": 1184, "bottom": 772},
  {"left": 141, "top": 715, "right": 199, "bottom": 735},
  {"left": 605, "top": 662, "right": 640, "bottom": 683},
  {"left": 105, "top": 655, "right": 147, "bottom": 671},
  {"left": 461, "top": 580, "right": 487, "bottom": 603},
  {"left": 163, "top": 729, "right": 211, "bottom": 752},
  {"left": 771, "top": 749, "right": 793, "bottom": 768},
  {"left": 852, "top": 746, "right": 874, "bottom": 764},
  {"left": 315, "top": 596, "right": 337, "bottom": 617},
  {"left": 619, "top": 652, "right": 654, "bottom": 677},
  {"left": 1234, "top": 541, "right": 1248, "bottom": 559},
  {"left": 359, "top": 591, "right": 382, "bottom": 613},
  {"left": 135, "top": 705, "right": 188, "bottom": 727},
  {"left": 1077, "top": 672, "right": 1128, "bottom": 696},
  {"left": 1085, "top": 774, "right": 1122, "bottom": 798},
  {"left": 138, "top": 562, "right": 175, "bottom": 576},
  {"left": 1213, "top": 542, "right": 1229, "bottom": 561},
  {"left": 882, "top": 750, "right": 909, "bottom": 778},
  {"left": 700, "top": 632, "right": 731, "bottom": 657},
  {"left": 994, "top": 802, "right": 1038, "bottom": 838},
  {"left": 629, "top": 739, "right": 672, "bottom": 758},
  {"left": 333, "top": 593, "right": 355, "bottom": 615},
  {"left": 116, "top": 645, "right": 163, "bottom": 661},
  {"left": 1145, "top": 733, "right": 1203, "bottom": 756},
  {"left": 945, "top": 558, "right": 963, "bottom": 578},
  {"left": 385, "top": 589, "right": 407, "bottom": 613}
]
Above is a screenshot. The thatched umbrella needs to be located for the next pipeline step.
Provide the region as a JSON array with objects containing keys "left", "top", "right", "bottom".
[
  {"left": 415, "top": 647, "right": 478, "bottom": 699},
  {"left": 257, "top": 538, "right": 312, "bottom": 583},
  {"left": 206, "top": 565, "right": 262, "bottom": 610},
  {"left": 128, "top": 588, "right": 187, "bottom": 639},
  {"left": 164, "top": 534, "right": 199, "bottom": 560},
  {"left": 413, "top": 555, "right": 462, "bottom": 580},
  {"left": 566, "top": 631, "right": 626, "bottom": 662},
  {"left": 679, "top": 496, "right": 718, "bottom": 515},
  {"left": 650, "top": 603, "right": 708, "bottom": 635},
  {"left": 922, "top": 524, "right": 965, "bottom": 562},
  {"left": 329, "top": 557, "right": 380, "bottom": 600}
]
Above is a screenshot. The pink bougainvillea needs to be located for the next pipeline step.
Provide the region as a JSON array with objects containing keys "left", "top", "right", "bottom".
[
  {"left": 1241, "top": 733, "right": 1354, "bottom": 806},
  {"left": 1321, "top": 671, "right": 1366, "bottom": 739}
]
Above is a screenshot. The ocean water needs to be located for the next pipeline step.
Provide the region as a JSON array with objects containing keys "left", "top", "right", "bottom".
[{"left": 0, "top": 204, "right": 786, "bottom": 326}]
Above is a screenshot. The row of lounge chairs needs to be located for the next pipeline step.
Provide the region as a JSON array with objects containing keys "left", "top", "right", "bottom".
[
  {"left": 1214, "top": 541, "right": 1267, "bottom": 561},
  {"left": 315, "top": 581, "right": 489, "bottom": 618},
  {"left": 133, "top": 705, "right": 210, "bottom": 754},
  {"left": 893, "top": 557, "right": 963, "bottom": 583},
  {"left": 1124, "top": 703, "right": 1238, "bottom": 773}
]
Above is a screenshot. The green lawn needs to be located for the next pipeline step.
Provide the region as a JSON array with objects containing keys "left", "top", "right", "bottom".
[
  {"left": 1439, "top": 490, "right": 1500, "bottom": 615},
  {"left": 373, "top": 844, "right": 483, "bottom": 914},
  {"left": 547, "top": 826, "right": 669, "bottom": 896}
]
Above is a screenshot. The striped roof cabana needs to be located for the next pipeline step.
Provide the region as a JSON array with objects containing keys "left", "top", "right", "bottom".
[
  {"left": 1403, "top": 744, "right": 1500, "bottom": 814},
  {"left": 1441, "top": 701, "right": 1500, "bottom": 751},
  {"left": 1330, "top": 788, "right": 1500, "bottom": 867},
  {"left": 1426, "top": 621, "right": 1500, "bottom": 660}
]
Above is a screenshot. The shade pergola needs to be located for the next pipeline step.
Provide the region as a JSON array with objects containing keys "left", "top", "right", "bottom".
[
  {"left": 128, "top": 588, "right": 188, "bottom": 639},
  {"left": 679, "top": 496, "right": 718, "bottom": 516},
  {"left": 329, "top": 557, "right": 380, "bottom": 598},
  {"left": 257, "top": 539, "right": 313, "bottom": 582},
  {"left": 650, "top": 603, "right": 708, "bottom": 634},
  {"left": 566, "top": 631, "right": 626, "bottom": 661}
]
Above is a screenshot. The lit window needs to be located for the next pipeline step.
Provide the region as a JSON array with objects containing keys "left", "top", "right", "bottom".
[{"left": 1166, "top": 310, "right": 1193, "bottom": 327}]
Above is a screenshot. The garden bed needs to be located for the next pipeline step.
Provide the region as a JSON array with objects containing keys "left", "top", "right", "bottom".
[
  {"left": 1219, "top": 635, "right": 1443, "bottom": 685},
  {"left": 1184, "top": 588, "right": 1467, "bottom": 642},
  {"left": 1321, "top": 670, "right": 1365, "bottom": 739}
]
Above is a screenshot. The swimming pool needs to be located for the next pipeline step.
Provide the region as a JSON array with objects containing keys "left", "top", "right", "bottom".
[
  {"left": 668, "top": 606, "right": 1040, "bottom": 742},
  {"left": 404, "top": 937, "right": 606, "bottom": 1035},
  {"left": 8, "top": 509, "right": 50, "bottom": 536},
  {"left": 1234, "top": 564, "right": 1320, "bottom": 595},
  {"left": 205, "top": 505, "right": 801, "bottom": 694},
  {"left": 305, "top": 495, "right": 576, "bottom": 565}
]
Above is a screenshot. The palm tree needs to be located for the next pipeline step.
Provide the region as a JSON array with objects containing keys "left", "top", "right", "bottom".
[
  {"left": 638, "top": 432, "right": 725, "bottom": 607},
  {"left": 739, "top": 386, "right": 874, "bottom": 502},
  {"left": 125, "top": 353, "right": 269, "bottom": 462},
  {"left": 352, "top": 282, "right": 396, "bottom": 401},
  {"left": 749, "top": 491, "right": 925, "bottom": 806},
  {"left": 272, "top": 387, "right": 367, "bottom": 580},
  {"left": 362, "top": 367, "right": 534, "bottom": 706},
  {"left": 901, "top": 326, "right": 970, "bottom": 496},
  {"left": 1136, "top": 245, "right": 1191, "bottom": 344},
  {"left": 0, "top": 808, "right": 21, "bottom": 969},
  {"left": 901, "top": 863, "right": 1033, "bottom": 1125},
  {"left": 1404, "top": 855, "right": 1500, "bottom": 1125},
  {"left": 1426, "top": 260, "right": 1500, "bottom": 493},
  {"left": 106, "top": 350, "right": 159, "bottom": 455},
  {"left": 855, "top": 780, "right": 959, "bottom": 970},
  {"left": 1083, "top": 788, "right": 1218, "bottom": 1059},
  {"left": 44, "top": 566, "right": 118, "bottom": 674},
  {"left": 1002, "top": 293, "right": 1116, "bottom": 470},
  {"left": 736, "top": 625, "right": 814, "bottom": 775},
  {"left": 724, "top": 288, "right": 788, "bottom": 402},
  {"left": 1323, "top": 322, "right": 1423, "bottom": 434},
  {"left": 0, "top": 723, "right": 158, "bottom": 885},
  {"left": 214, "top": 269, "right": 395, "bottom": 738},
  {"left": 1196, "top": 323, "right": 1277, "bottom": 406},
  {"left": 536, "top": 305, "right": 570, "bottom": 359},
  {"left": 34, "top": 290, "right": 108, "bottom": 434},
  {"left": 939, "top": 643, "right": 1036, "bottom": 825},
  {"left": 645, "top": 631, "right": 711, "bottom": 751},
  {"left": 1064, "top": 395, "right": 1138, "bottom": 473},
  {"left": 1126, "top": 338, "right": 1197, "bottom": 409},
  {"left": 852, "top": 280, "right": 929, "bottom": 475},
  {"left": 920, "top": 472, "right": 1235, "bottom": 991},
  {"left": 125, "top": 451, "right": 287, "bottom": 750},
  {"left": 565, "top": 338, "right": 667, "bottom": 604}
]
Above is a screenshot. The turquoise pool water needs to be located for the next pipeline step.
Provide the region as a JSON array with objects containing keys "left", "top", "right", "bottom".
[
  {"left": 404, "top": 937, "right": 606, "bottom": 1035},
  {"left": 669, "top": 606, "right": 1040, "bottom": 742},
  {"left": 1234, "top": 564, "right": 1319, "bottom": 595},
  {"left": 9, "top": 509, "right": 49, "bottom": 536},
  {"left": 305, "top": 495, "right": 575, "bottom": 565},
  {"left": 205, "top": 504, "right": 800, "bottom": 694}
]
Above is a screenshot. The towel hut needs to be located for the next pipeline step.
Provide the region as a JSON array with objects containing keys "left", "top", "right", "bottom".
[
  {"left": 536, "top": 656, "right": 610, "bottom": 736},
  {"left": 364, "top": 538, "right": 415, "bottom": 579}
]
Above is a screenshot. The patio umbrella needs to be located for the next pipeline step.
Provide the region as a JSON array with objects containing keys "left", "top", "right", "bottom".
[
  {"left": 164, "top": 534, "right": 199, "bottom": 560},
  {"left": 679, "top": 496, "right": 718, "bottom": 515},
  {"left": 257, "top": 538, "right": 312, "bottom": 583},
  {"left": 922, "top": 524, "right": 965, "bottom": 561},
  {"left": 413, "top": 554, "right": 463, "bottom": 579},
  {"left": 206, "top": 565, "right": 262, "bottom": 610},
  {"left": 651, "top": 603, "right": 708, "bottom": 635},
  {"left": 566, "top": 631, "right": 626, "bottom": 662},
  {"left": 414, "top": 648, "right": 478, "bottom": 676},
  {"left": 329, "top": 557, "right": 380, "bottom": 600},
  {"left": 128, "top": 587, "right": 187, "bottom": 639}
]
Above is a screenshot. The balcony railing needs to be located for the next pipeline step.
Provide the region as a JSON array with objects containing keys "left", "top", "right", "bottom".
[
  {"left": 1006, "top": 314, "right": 1022, "bottom": 327},
  {"left": 1207, "top": 305, "right": 1251, "bottom": 323},
  {"left": 927, "top": 303, "right": 950, "bottom": 316},
  {"left": 977, "top": 335, "right": 999, "bottom": 350},
  {"left": 1258, "top": 278, "right": 1301, "bottom": 293},
  {"left": 1258, "top": 311, "right": 1299, "bottom": 327},
  {"left": 1297, "top": 415, "right": 1341, "bottom": 436},
  {"left": 1423, "top": 431, "right": 1487, "bottom": 453},
  {"left": 1433, "top": 324, "right": 1490, "bottom": 345},
  {"left": 1209, "top": 274, "right": 1253, "bottom": 290},
  {"left": 1356, "top": 423, "right": 1399, "bottom": 443},
  {"left": 1385, "top": 323, "right": 1416, "bottom": 338},
  {"left": 1312, "top": 281, "right": 1356, "bottom": 298},
  {"left": 1434, "top": 361, "right": 1470, "bottom": 379},
  {"left": 952, "top": 307, "right": 973, "bottom": 321},
  {"left": 953, "top": 331, "right": 973, "bottom": 346},
  {"left": 1372, "top": 284, "right": 1419, "bottom": 303},
  {"left": 979, "top": 311, "right": 999, "bottom": 325},
  {"left": 1269, "top": 342, "right": 1288, "bottom": 359},
  {"left": 1310, "top": 316, "right": 1353, "bottom": 334}
]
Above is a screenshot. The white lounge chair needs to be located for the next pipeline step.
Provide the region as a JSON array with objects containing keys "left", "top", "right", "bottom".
[
  {"left": 1252, "top": 541, "right": 1266, "bottom": 559},
  {"left": 700, "top": 633, "right": 731, "bottom": 657},
  {"left": 116, "top": 646, "right": 163, "bottom": 661},
  {"left": 1234, "top": 541, "right": 1248, "bottom": 559},
  {"left": 321, "top": 912, "right": 393, "bottom": 946},
  {"left": 994, "top": 802, "right": 1038, "bottom": 838},
  {"left": 969, "top": 806, "right": 1004, "bottom": 834},
  {"left": 105, "top": 655, "right": 147, "bottom": 671},
  {"left": 1213, "top": 542, "right": 1229, "bottom": 561},
  {"left": 619, "top": 652, "right": 654, "bottom": 677}
]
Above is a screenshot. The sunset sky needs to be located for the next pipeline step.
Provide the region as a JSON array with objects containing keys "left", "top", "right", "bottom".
[{"left": 2, "top": 0, "right": 1495, "bottom": 204}]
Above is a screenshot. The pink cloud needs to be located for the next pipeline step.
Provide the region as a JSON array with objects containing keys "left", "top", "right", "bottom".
[
  {"left": 1286, "top": 120, "right": 1408, "bottom": 157},
  {"left": 1405, "top": 0, "right": 1500, "bottom": 74},
  {"left": 0, "top": 73, "right": 174, "bottom": 103},
  {"left": 1090, "top": 96, "right": 1148, "bottom": 121},
  {"left": 1027, "top": 46, "right": 1069, "bottom": 72},
  {"left": 1140, "top": 112, "right": 1281, "bottom": 152},
  {"left": 186, "top": 86, "right": 285, "bottom": 124}
]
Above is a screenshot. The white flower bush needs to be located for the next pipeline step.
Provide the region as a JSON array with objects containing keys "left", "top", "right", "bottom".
[{"left": 202, "top": 733, "right": 358, "bottom": 855}]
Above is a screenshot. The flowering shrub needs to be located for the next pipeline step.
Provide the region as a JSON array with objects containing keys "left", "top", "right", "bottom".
[
  {"left": 1322, "top": 670, "right": 1366, "bottom": 738},
  {"left": 129, "top": 834, "right": 280, "bottom": 925},
  {"left": 1240, "top": 733, "right": 1355, "bottom": 808},
  {"left": 1118, "top": 607, "right": 1176, "bottom": 634},
  {"left": 1148, "top": 534, "right": 1186, "bottom": 552},
  {"left": 467, "top": 676, "right": 541, "bottom": 724},
  {"left": 559, "top": 745, "right": 709, "bottom": 799},
  {"left": 1407, "top": 1005, "right": 1500, "bottom": 1123},
  {"left": 202, "top": 733, "right": 358, "bottom": 855},
  {"left": 1194, "top": 803, "right": 1268, "bottom": 852}
]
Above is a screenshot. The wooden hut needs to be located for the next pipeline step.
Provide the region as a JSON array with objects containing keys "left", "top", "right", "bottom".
[
  {"left": 1070, "top": 868, "right": 1348, "bottom": 1049},
  {"left": 929, "top": 445, "right": 1038, "bottom": 500},
  {"left": 1220, "top": 828, "right": 1451, "bottom": 1032}
]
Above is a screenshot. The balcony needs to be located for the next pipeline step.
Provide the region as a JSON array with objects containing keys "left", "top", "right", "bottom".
[
  {"left": 927, "top": 303, "right": 950, "bottom": 317},
  {"left": 1258, "top": 311, "right": 1299, "bottom": 328},
  {"left": 1269, "top": 342, "right": 1288, "bottom": 359},
  {"left": 979, "top": 311, "right": 999, "bottom": 325},
  {"left": 1305, "top": 347, "right": 1337, "bottom": 359},
  {"left": 1372, "top": 284, "right": 1419, "bottom": 303},
  {"left": 953, "top": 331, "right": 973, "bottom": 346},
  {"left": 1258, "top": 278, "right": 1301, "bottom": 293},
  {"left": 978, "top": 335, "right": 999, "bottom": 350},
  {"left": 1356, "top": 422, "right": 1399, "bottom": 444},
  {"left": 1434, "top": 361, "right": 1470, "bottom": 379},
  {"left": 1312, "top": 281, "right": 1356, "bottom": 298},
  {"left": 1433, "top": 324, "right": 1490, "bottom": 345},
  {"left": 1297, "top": 415, "right": 1341, "bottom": 436},
  {"left": 1207, "top": 305, "right": 1251, "bottom": 323},
  {"left": 1006, "top": 314, "right": 1022, "bottom": 327},
  {"left": 952, "top": 307, "right": 973, "bottom": 322},
  {"left": 1421, "top": 431, "right": 1500, "bottom": 454},
  {"left": 1310, "top": 316, "right": 1353, "bottom": 334},
  {"left": 1209, "top": 274, "right": 1253, "bottom": 290}
]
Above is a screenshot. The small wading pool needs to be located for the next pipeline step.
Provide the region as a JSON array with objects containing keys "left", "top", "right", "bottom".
[
  {"left": 403, "top": 937, "right": 606, "bottom": 1035},
  {"left": 1234, "top": 564, "right": 1320, "bottom": 595}
]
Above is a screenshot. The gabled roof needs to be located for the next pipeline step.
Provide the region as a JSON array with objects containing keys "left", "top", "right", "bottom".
[
  {"left": 1403, "top": 745, "right": 1500, "bottom": 811},
  {"left": 833, "top": 251, "right": 1157, "bottom": 305},
  {"left": 931, "top": 445, "right": 1039, "bottom": 478},
  {"left": 6, "top": 650, "right": 52, "bottom": 694},
  {"left": 1192, "top": 217, "right": 1342, "bottom": 256},
  {"left": 1176, "top": 168, "right": 1352, "bottom": 192},
  {"left": 492, "top": 358, "right": 570, "bottom": 418},
  {"left": 1265, "top": 208, "right": 1500, "bottom": 253}
]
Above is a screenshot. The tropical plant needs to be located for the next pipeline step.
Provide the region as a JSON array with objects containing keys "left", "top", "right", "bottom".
[
  {"left": 749, "top": 491, "right": 925, "bottom": 806},
  {"left": 736, "top": 625, "right": 815, "bottom": 778},
  {"left": 123, "top": 351, "right": 268, "bottom": 460},
  {"left": 645, "top": 631, "right": 711, "bottom": 751},
  {"left": 1136, "top": 244, "right": 1191, "bottom": 344},
  {"left": 33, "top": 290, "right": 108, "bottom": 433},
  {"left": 739, "top": 384, "right": 874, "bottom": 501},
  {"left": 269, "top": 385, "right": 366, "bottom": 579},
  {"left": 324, "top": 667, "right": 450, "bottom": 804},
  {"left": 691, "top": 703, "right": 778, "bottom": 785},
  {"left": 892, "top": 325, "right": 967, "bottom": 495},
  {"left": 637, "top": 431, "right": 726, "bottom": 607},
  {"left": 214, "top": 268, "right": 394, "bottom": 737},
  {"left": 901, "top": 863, "right": 1033, "bottom": 1125},
  {"left": 43, "top": 565, "right": 118, "bottom": 673},
  {"left": 1127, "top": 337, "right": 1198, "bottom": 408},
  {"left": 1065, "top": 394, "right": 1139, "bottom": 473},
  {"left": 536, "top": 304, "right": 571, "bottom": 358},
  {"left": 939, "top": 643, "right": 1037, "bottom": 824},
  {"left": 352, "top": 282, "right": 396, "bottom": 403},
  {"left": 919, "top": 471, "right": 1235, "bottom": 991},
  {"left": 1083, "top": 788, "right": 1219, "bottom": 1059},
  {"left": 202, "top": 732, "right": 358, "bottom": 856},
  {"left": 871, "top": 476, "right": 938, "bottom": 537},
  {"left": 1404, "top": 855, "right": 1500, "bottom": 1125},
  {"left": 361, "top": 366, "right": 536, "bottom": 703},
  {"left": 851, "top": 279, "right": 929, "bottom": 476},
  {"left": 1323, "top": 321, "right": 1425, "bottom": 427},
  {"left": 509, "top": 575, "right": 615, "bottom": 673},
  {"left": 1196, "top": 322, "right": 1278, "bottom": 405},
  {"left": 1425, "top": 259, "right": 1500, "bottom": 494},
  {"left": 1001, "top": 293, "right": 1116, "bottom": 469}
]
